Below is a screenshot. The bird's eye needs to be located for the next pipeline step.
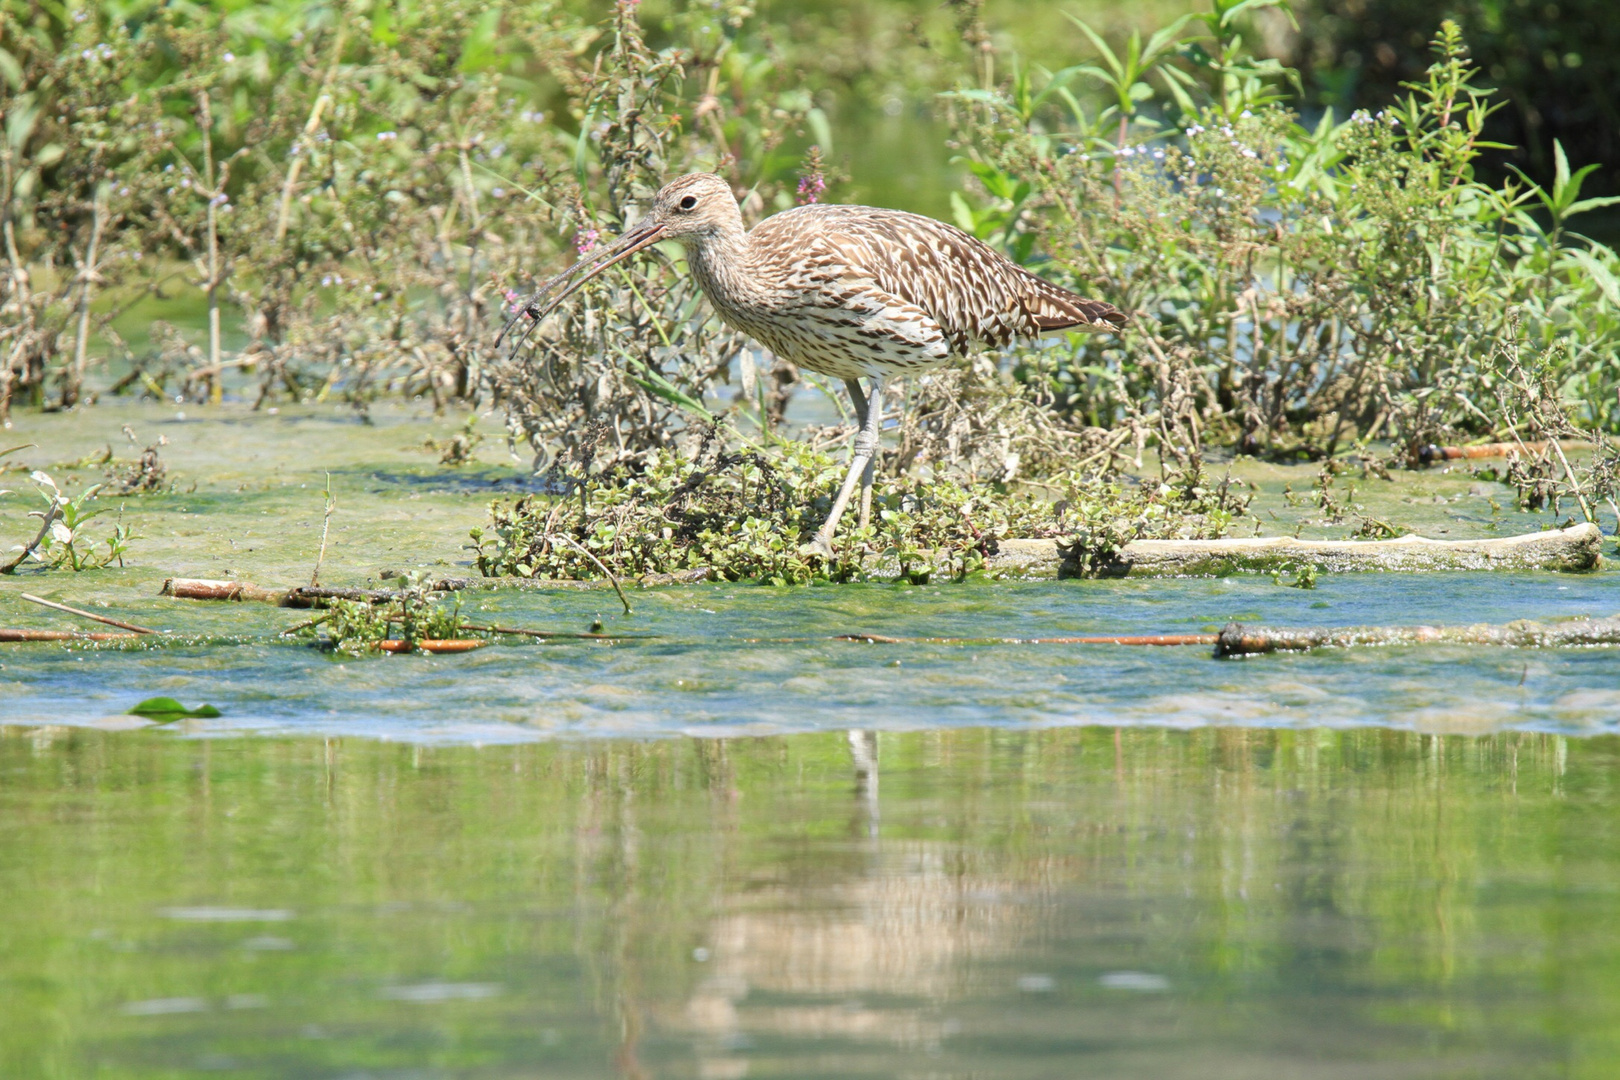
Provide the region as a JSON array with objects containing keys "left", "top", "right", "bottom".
[{"left": 678, "top": 195, "right": 697, "bottom": 210}]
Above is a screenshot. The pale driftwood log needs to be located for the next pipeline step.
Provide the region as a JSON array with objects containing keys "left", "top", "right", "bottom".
[
  {"left": 161, "top": 578, "right": 469, "bottom": 607},
  {"left": 1217, "top": 616, "right": 1620, "bottom": 657},
  {"left": 989, "top": 522, "right": 1603, "bottom": 578}
]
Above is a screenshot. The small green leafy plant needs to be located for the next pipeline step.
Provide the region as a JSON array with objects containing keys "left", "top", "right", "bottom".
[
  {"left": 303, "top": 591, "right": 469, "bottom": 656},
  {"left": 11, "top": 471, "right": 136, "bottom": 571}
]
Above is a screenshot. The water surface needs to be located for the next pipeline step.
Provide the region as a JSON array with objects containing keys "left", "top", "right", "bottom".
[{"left": 2, "top": 726, "right": 1617, "bottom": 1079}]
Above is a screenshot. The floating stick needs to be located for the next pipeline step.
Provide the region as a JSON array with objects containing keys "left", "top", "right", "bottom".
[
  {"left": 19, "top": 593, "right": 157, "bottom": 634},
  {"left": 1419, "top": 439, "right": 1590, "bottom": 463},
  {"left": 835, "top": 632, "right": 1217, "bottom": 646},
  {"left": 0, "top": 628, "right": 139, "bottom": 641},
  {"left": 378, "top": 639, "right": 488, "bottom": 654},
  {"left": 458, "top": 622, "right": 656, "bottom": 641}
]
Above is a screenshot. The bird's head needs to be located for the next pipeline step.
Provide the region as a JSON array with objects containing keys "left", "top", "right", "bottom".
[
  {"left": 498, "top": 173, "right": 741, "bottom": 347},
  {"left": 643, "top": 173, "right": 741, "bottom": 244}
]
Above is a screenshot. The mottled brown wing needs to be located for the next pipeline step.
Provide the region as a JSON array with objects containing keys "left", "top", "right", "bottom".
[{"left": 759, "top": 204, "right": 1125, "bottom": 355}]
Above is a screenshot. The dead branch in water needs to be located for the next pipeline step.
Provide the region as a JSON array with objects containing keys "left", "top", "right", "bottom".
[
  {"left": 1419, "top": 439, "right": 1592, "bottom": 463},
  {"left": 0, "top": 628, "right": 139, "bottom": 641},
  {"left": 458, "top": 622, "right": 655, "bottom": 641},
  {"left": 835, "top": 632, "right": 1217, "bottom": 646},
  {"left": 162, "top": 578, "right": 465, "bottom": 607},
  {"left": 19, "top": 592, "right": 157, "bottom": 634},
  {"left": 1216, "top": 617, "right": 1620, "bottom": 657},
  {"left": 991, "top": 522, "right": 1602, "bottom": 577},
  {"left": 378, "top": 639, "right": 487, "bottom": 654},
  {"left": 1, "top": 503, "right": 58, "bottom": 575}
]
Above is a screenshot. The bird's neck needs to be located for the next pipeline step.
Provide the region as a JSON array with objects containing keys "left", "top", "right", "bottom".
[{"left": 684, "top": 219, "right": 764, "bottom": 308}]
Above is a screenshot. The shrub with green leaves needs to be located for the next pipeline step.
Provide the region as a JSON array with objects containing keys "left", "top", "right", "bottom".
[{"left": 947, "top": 11, "right": 1620, "bottom": 463}]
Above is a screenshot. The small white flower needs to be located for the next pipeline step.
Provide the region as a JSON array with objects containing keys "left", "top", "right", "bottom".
[
  {"left": 376, "top": 131, "right": 397, "bottom": 141},
  {"left": 491, "top": 187, "right": 505, "bottom": 198},
  {"left": 223, "top": 51, "right": 235, "bottom": 62}
]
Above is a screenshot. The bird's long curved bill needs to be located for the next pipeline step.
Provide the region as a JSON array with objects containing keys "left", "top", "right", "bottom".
[{"left": 497, "top": 219, "right": 667, "bottom": 352}]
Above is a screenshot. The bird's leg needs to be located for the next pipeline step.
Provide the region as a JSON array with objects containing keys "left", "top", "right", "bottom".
[
  {"left": 811, "top": 374, "right": 886, "bottom": 558},
  {"left": 842, "top": 377, "right": 879, "bottom": 530},
  {"left": 856, "top": 382, "right": 881, "bottom": 531},
  {"left": 841, "top": 377, "right": 878, "bottom": 530},
  {"left": 843, "top": 377, "right": 870, "bottom": 430}
]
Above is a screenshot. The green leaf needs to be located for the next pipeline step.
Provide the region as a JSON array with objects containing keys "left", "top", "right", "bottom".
[
  {"left": 1566, "top": 196, "right": 1620, "bottom": 218},
  {"left": 128, "top": 697, "right": 223, "bottom": 720},
  {"left": 1064, "top": 14, "right": 1123, "bottom": 81},
  {"left": 949, "top": 191, "right": 979, "bottom": 235},
  {"left": 0, "top": 47, "right": 21, "bottom": 91},
  {"left": 1553, "top": 139, "right": 1571, "bottom": 199},
  {"left": 1218, "top": 0, "right": 1293, "bottom": 27}
]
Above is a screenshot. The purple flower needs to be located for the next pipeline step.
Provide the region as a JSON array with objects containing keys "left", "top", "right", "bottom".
[{"left": 796, "top": 172, "right": 825, "bottom": 205}]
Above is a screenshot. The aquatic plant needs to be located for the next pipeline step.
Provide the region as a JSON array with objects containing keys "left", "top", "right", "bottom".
[
  {"left": 306, "top": 591, "right": 469, "bottom": 656},
  {"left": 2, "top": 470, "right": 135, "bottom": 572},
  {"left": 470, "top": 432, "right": 1250, "bottom": 584}
]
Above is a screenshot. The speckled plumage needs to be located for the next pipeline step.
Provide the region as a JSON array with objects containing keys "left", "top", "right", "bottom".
[{"left": 669, "top": 179, "right": 1126, "bottom": 382}]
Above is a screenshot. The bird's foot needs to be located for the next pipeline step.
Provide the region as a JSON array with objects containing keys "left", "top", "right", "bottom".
[{"left": 801, "top": 531, "right": 837, "bottom": 561}]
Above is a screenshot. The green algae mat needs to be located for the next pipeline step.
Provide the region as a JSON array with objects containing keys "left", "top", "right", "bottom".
[{"left": 4, "top": 402, "right": 1620, "bottom": 1077}]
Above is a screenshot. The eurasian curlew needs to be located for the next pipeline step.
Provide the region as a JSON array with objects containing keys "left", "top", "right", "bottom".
[{"left": 501, "top": 172, "right": 1126, "bottom": 555}]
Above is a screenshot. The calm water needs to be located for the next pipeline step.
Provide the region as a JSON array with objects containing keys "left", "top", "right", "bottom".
[
  {"left": 4, "top": 403, "right": 1620, "bottom": 1076},
  {"left": 2, "top": 727, "right": 1618, "bottom": 1079}
]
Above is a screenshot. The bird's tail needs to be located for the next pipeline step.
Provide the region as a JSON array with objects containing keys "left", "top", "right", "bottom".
[{"left": 1023, "top": 277, "right": 1127, "bottom": 333}]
